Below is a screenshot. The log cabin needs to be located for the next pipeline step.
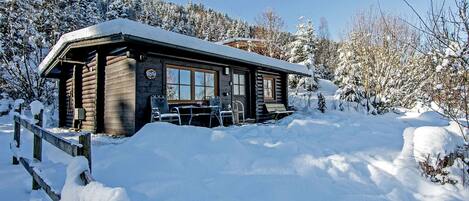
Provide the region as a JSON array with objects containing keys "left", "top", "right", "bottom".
[{"left": 38, "top": 19, "right": 309, "bottom": 136}]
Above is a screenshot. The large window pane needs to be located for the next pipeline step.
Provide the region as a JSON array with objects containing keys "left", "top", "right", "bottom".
[
  {"left": 167, "top": 84, "right": 179, "bottom": 100},
  {"left": 195, "top": 71, "right": 205, "bottom": 86},
  {"left": 180, "top": 70, "right": 191, "bottom": 85},
  {"left": 206, "top": 87, "right": 214, "bottom": 98},
  {"left": 180, "top": 85, "right": 191, "bottom": 100},
  {"left": 167, "top": 68, "right": 179, "bottom": 84},
  {"left": 205, "top": 73, "right": 214, "bottom": 86},
  {"left": 195, "top": 86, "right": 205, "bottom": 100}
]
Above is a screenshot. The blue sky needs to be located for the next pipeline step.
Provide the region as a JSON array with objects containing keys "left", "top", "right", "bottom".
[{"left": 167, "top": 0, "right": 440, "bottom": 40}]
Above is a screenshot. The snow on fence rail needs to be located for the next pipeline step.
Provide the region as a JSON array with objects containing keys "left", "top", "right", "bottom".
[{"left": 10, "top": 105, "right": 93, "bottom": 201}]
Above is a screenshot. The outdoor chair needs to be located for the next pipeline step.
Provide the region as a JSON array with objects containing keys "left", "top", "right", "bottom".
[
  {"left": 232, "top": 100, "right": 245, "bottom": 124},
  {"left": 209, "top": 96, "right": 234, "bottom": 127},
  {"left": 150, "top": 95, "right": 181, "bottom": 125}
]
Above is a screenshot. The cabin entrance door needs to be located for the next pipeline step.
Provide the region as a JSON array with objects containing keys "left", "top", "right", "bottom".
[{"left": 232, "top": 69, "right": 250, "bottom": 120}]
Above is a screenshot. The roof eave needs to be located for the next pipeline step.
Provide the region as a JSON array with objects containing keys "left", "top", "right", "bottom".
[
  {"left": 40, "top": 34, "right": 127, "bottom": 77},
  {"left": 123, "top": 34, "right": 309, "bottom": 76}
]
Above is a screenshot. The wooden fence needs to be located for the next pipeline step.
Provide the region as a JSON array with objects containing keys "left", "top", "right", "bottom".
[{"left": 11, "top": 106, "right": 94, "bottom": 201}]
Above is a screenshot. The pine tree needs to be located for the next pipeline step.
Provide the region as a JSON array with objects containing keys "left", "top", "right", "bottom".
[
  {"left": 289, "top": 17, "right": 316, "bottom": 67},
  {"left": 288, "top": 17, "right": 317, "bottom": 91},
  {"left": 105, "top": 0, "right": 133, "bottom": 20}
]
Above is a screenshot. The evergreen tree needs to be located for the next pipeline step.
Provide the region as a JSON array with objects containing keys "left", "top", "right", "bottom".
[
  {"left": 288, "top": 17, "right": 317, "bottom": 91},
  {"left": 105, "top": 0, "right": 133, "bottom": 20}
]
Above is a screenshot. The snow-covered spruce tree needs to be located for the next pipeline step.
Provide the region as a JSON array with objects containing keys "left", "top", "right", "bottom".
[
  {"left": 105, "top": 0, "right": 134, "bottom": 20},
  {"left": 288, "top": 17, "right": 317, "bottom": 92},
  {"left": 334, "top": 34, "right": 374, "bottom": 114},
  {"left": 0, "top": 0, "right": 55, "bottom": 104}
]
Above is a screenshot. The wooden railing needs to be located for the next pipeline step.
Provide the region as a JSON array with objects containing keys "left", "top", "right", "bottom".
[{"left": 11, "top": 106, "right": 93, "bottom": 201}]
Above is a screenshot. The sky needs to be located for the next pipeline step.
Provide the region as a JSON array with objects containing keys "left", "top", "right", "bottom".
[{"left": 166, "top": 0, "right": 444, "bottom": 40}]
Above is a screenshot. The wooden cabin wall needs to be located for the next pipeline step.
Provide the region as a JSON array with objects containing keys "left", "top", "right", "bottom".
[
  {"left": 135, "top": 56, "right": 164, "bottom": 132},
  {"left": 58, "top": 60, "right": 97, "bottom": 131},
  {"left": 80, "top": 60, "right": 97, "bottom": 131},
  {"left": 103, "top": 55, "right": 136, "bottom": 136},
  {"left": 254, "top": 69, "right": 288, "bottom": 121}
]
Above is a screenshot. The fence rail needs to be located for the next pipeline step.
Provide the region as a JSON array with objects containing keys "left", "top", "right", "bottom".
[{"left": 11, "top": 106, "right": 92, "bottom": 201}]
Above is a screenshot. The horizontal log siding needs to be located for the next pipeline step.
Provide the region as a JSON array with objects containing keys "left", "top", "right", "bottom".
[
  {"left": 80, "top": 61, "right": 97, "bottom": 131},
  {"left": 255, "top": 69, "right": 287, "bottom": 121},
  {"left": 103, "top": 56, "right": 136, "bottom": 136}
]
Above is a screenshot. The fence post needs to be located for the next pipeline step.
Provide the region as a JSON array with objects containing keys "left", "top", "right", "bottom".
[
  {"left": 79, "top": 133, "right": 92, "bottom": 173},
  {"left": 12, "top": 105, "right": 22, "bottom": 165},
  {"left": 32, "top": 109, "right": 43, "bottom": 190}
]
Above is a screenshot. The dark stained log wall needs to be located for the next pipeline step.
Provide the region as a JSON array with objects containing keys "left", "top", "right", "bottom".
[
  {"left": 135, "top": 56, "right": 163, "bottom": 132},
  {"left": 103, "top": 55, "right": 136, "bottom": 135},
  {"left": 255, "top": 69, "right": 287, "bottom": 121},
  {"left": 80, "top": 61, "right": 97, "bottom": 131}
]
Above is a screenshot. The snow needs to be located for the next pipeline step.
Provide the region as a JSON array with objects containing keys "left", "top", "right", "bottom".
[
  {"left": 14, "top": 99, "right": 24, "bottom": 109},
  {"left": 0, "top": 80, "right": 467, "bottom": 200},
  {"left": 39, "top": 19, "right": 309, "bottom": 75},
  {"left": 61, "top": 157, "right": 130, "bottom": 201},
  {"left": 30, "top": 100, "right": 44, "bottom": 116},
  {"left": 412, "top": 122, "right": 465, "bottom": 165},
  {"left": 0, "top": 96, "right": 12, "bottom": 113}
]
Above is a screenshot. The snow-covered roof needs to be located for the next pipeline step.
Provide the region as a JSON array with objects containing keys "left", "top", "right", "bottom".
[{"left": 39, "top": 19, "right": 309, "bottom": 75}]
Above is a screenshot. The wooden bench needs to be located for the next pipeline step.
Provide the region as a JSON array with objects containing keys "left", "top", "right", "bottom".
[{"left": 265, "top": 103, "right": 294, "bottom": 120}]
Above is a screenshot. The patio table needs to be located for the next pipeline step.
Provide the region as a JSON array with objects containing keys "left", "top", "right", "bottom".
[{"left": 177, "top": 105, "right": 223, "bottom": 126}]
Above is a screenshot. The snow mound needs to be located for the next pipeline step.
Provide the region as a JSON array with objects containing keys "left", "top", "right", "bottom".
[
  {"left": 13, "top": 99, "right": 24, "bottom": 109},
  {"left": 412, "top": 122, "right": 465, "bottom": 165},
  {"left": 0, "top": 96, "right": 12, "bottom": 113},
  {"left": 30, "top": 100, "right": 44, "bottom": 115},
  {"left": 317, "top": 79, "right": 338, "bottom": 96},
  {"left": 61, "top": 157, "right": 129, "bottom": 201}
]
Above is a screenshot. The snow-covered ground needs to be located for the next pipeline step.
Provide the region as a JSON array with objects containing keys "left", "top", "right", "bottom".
[{"left": 0, "top": 80, "right": 467, "bottom": 201}]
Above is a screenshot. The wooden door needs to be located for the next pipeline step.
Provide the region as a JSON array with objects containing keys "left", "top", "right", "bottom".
[{"left": 232, "top": 70, "right": 250, "bottom": 119}]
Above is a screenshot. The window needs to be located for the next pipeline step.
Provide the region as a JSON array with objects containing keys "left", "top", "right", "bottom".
[
  {"left": 263, "top": 77, "right": 274, "bottom": 100},
  {"left": 166, "top": 65, "right": 217, "bottom": 102},
  {"left": 233, "top": 73, "right": 246, "bottom": 96},
  {"left": 195, "top": 71, "right": 215, "bottom": 100}
]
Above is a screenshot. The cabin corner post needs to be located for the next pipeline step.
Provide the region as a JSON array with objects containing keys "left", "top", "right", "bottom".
[
  {"left": 282, "top": 73, "right": 289, "bottom": 107},
  {"left": 58, "top": 68, "right": 67, "bottom": 127},
  {"left": 32, "top": 109, "right": 43, "bottom": 190},
  {"left": 94, "top": 50, "right": 106, "bottom": 134}
]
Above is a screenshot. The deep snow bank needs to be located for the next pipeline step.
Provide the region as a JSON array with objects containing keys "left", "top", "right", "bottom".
[
  {"left": 61, "top": 157, "right": 129, "bottom": 201},
  {"left": 90, "top": 110, "right": 468, "bottom": 201}
]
